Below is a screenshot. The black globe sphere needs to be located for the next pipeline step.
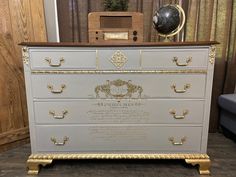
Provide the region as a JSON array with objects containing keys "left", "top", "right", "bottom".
[{"left": 153, "top": 5, "right": 180, "bottom": 35}]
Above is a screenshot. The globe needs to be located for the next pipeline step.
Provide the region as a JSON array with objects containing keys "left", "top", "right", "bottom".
[{"left": 153, "top": 4, "right": 185, "bottom": 40}]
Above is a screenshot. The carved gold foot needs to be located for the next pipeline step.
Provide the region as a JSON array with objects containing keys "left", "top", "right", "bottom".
[
  {"left": 185, "top": 158, "right": 211, "bottom": 175},
  {"left": 27, "top": 158, "right": 53, "bottom": 175}
]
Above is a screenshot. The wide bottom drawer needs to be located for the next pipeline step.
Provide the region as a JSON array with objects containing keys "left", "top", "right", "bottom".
[{"left": 35, "top": 125, "right": 202, "bottom": 153}]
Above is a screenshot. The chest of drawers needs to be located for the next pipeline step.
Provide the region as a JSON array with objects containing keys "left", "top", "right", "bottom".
[{"left": 21, "top": 42, "right": 217, "bottom": 175}]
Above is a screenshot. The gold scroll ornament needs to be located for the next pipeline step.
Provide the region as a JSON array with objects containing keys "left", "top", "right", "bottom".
[
  {"left": 95, "top": 79, "right": 143, "bottom": 99},
  {"left": 22, "top": 47, "right": 29, "bottom": 65},
  {"left": 209, "top": 45, "right": 216, "bottom": 64}
]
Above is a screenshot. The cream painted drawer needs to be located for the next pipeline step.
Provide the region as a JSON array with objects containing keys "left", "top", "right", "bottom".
[
  {"left": 35, "top": 125, "right": 202, "bottom": 153},
  {"left": 34, "top": 99, "right": 204, "bottom": 124},
  {"left": 141, "top": 49, "right": 208, "bottom": 69},
  {"left": 29, "top": 48, "right": 208, "bottom": 70},
  {"left": 31, "top": 74, "right": 206, "bottom": 99},
  {"left": 29, "top": 49, "right": 140, "bottom": 70},
  {"left": 30, "top": 49, "right": 97, "bottom": 70}
]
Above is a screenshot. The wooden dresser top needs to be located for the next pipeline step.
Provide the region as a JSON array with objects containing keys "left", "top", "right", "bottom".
[{"left": 20, "top": 41, "right": 219, "bottom": 47}]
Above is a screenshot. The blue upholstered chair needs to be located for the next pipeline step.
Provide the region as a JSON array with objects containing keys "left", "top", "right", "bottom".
[{"left": 218, "top": 94, "right": 236, "bottom": 141}]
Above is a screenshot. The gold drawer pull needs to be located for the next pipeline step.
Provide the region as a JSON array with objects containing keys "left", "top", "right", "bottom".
[
  {"left": 171, "top": 84, "right": 190, "bottom": 93},
  {"left": 172, "top": 57, "right": 192, "bottom": 66},
  {"left": 51, "top": 136, "right": 69, "bottom": 146},
  {"left": 49, "top": 110, "right": 68, "bottom": 119},
  {"left": 47, "top": 84, "right": 66, "bottom": 94},
  {"left": 45, "top": 57, "right": 64, "bottom": 67},
  {"left": 169, "top": 137, "right": 186, "bottom": 145},
  {"left": 169, "top": 109, "right": 189, "bottom": 119}
]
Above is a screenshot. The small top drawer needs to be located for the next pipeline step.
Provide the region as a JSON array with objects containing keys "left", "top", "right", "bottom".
[
  {"left": 141, "top": 49, "right": 208, "bottom": 69},
  {"left": 30, "top": 49, "right": 97, "bottom": 70}
]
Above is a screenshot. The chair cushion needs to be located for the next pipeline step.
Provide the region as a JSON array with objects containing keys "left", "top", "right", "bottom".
[
  {"left": 218, "top": 94, "right": 236, "bottom": 115},
  {"left": 220, "top": 110, "right": 236, "bottom": 135}
]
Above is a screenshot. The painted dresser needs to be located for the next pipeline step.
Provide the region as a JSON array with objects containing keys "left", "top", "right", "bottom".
[{"left": 20, "top": 42, "right": 217, "bottom": 175}]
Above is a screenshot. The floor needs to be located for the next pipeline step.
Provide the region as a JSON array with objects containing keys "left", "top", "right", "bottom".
[{"left": 0, "top": 133, "right": 235, "bottom": 177}]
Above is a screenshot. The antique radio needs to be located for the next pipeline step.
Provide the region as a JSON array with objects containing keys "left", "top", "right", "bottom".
[{"left": 88, "top": 12, "right": 143, "bottom": 43}]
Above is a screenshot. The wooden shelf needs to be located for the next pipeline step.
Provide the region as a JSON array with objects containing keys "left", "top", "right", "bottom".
[{"left": 19, "top": 41, "right": 219, "bottom": 47}]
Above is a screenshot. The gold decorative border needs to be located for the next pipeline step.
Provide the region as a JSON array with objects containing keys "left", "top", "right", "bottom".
[
  {"left": 27, "top": 153, "right": 211, "bottom": 175},
  {"left": 209, "top": 45, "right": 216, "bottom": 64},
  {"left": 22, "top": 46, "right": 29, "bottom": 65},
  {"left": 31, "top": 69, "right": 207, "bottom": 74}
]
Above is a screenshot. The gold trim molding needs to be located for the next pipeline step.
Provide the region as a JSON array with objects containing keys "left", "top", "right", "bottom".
[
  {"left": 31, "top": 70, "right": 207, "bottom": 74},
  {"left": 27, "top": 153, "right": 210, "bottom": 175},
  {"left": 22, "top": 46, "right": 29, "bottom": 65},
  {"left": 209, "top": 45, "right": 216, "bottom": 64},
  {"left": 29, "top": 153, "right": 209, "bottom": 160}
]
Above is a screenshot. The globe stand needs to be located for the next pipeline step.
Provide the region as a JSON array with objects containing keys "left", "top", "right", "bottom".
[
  {"left": 162, "top": 36, "right": 173, "bottom": 42},
  {"left": 154, "top": 4, "right": 185, "bottom": 42}
]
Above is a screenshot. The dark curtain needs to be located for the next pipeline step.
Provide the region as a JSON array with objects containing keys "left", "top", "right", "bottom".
[{"left": 57, "top": 0, "right": 236, "bottom": 132}]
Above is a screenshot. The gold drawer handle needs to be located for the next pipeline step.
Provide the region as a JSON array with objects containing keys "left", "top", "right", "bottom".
[
  {"left": 49, "top": 110, "right": 68, "bottom": 119},
  {"left": 47, "top": 84, "right": 66, "bottom": 94},
  {"left": 169, "top": 137, "right": 186, "bottom": 145},
  {"left": 169, "top": 109, "right": 189, "bottom": 119},
  {"left": 172, "top": 57, "right": 192, "bottom": 66},
  {"left": 51, "top": 136, "right": 69, "bottom": 146},
  {"left": 171, "top": 84, "right": 190, "bottom": 93},
  {"left": 45, "top": 57, "right": 64, "bottom": 67}
]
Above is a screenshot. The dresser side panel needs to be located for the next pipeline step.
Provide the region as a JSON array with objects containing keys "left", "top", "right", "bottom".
[
  {"left": 200, "top": 46, "right": 215, "bottom": 153},
  {"left": 23, "top": 48, "right": 37, "bottom": 153}
]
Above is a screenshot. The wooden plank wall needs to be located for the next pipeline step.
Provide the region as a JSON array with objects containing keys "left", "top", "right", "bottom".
[{"left": 0, "top": 0, "right": 47, "bottom": 152}]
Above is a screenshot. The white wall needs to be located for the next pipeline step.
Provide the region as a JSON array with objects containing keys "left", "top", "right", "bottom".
[{"left": 43, "top": 0, "right": 60, "bottom": 42}]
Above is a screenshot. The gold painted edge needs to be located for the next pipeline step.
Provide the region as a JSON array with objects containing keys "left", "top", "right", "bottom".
[
  {"left": 27, "top": 158, "right": 53, "bottom": 164},
  {"left": 31, "top": 70, "right": 207, "bottom": 74},
  {"left": 96, "top": 50, "right": 99, "bottom": 69},
  {"left": 139, "top": 50, "right": 142, "bottom": 69},
  {"left": 28, "top": 153, "right": 209, "bottom": 160}
]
